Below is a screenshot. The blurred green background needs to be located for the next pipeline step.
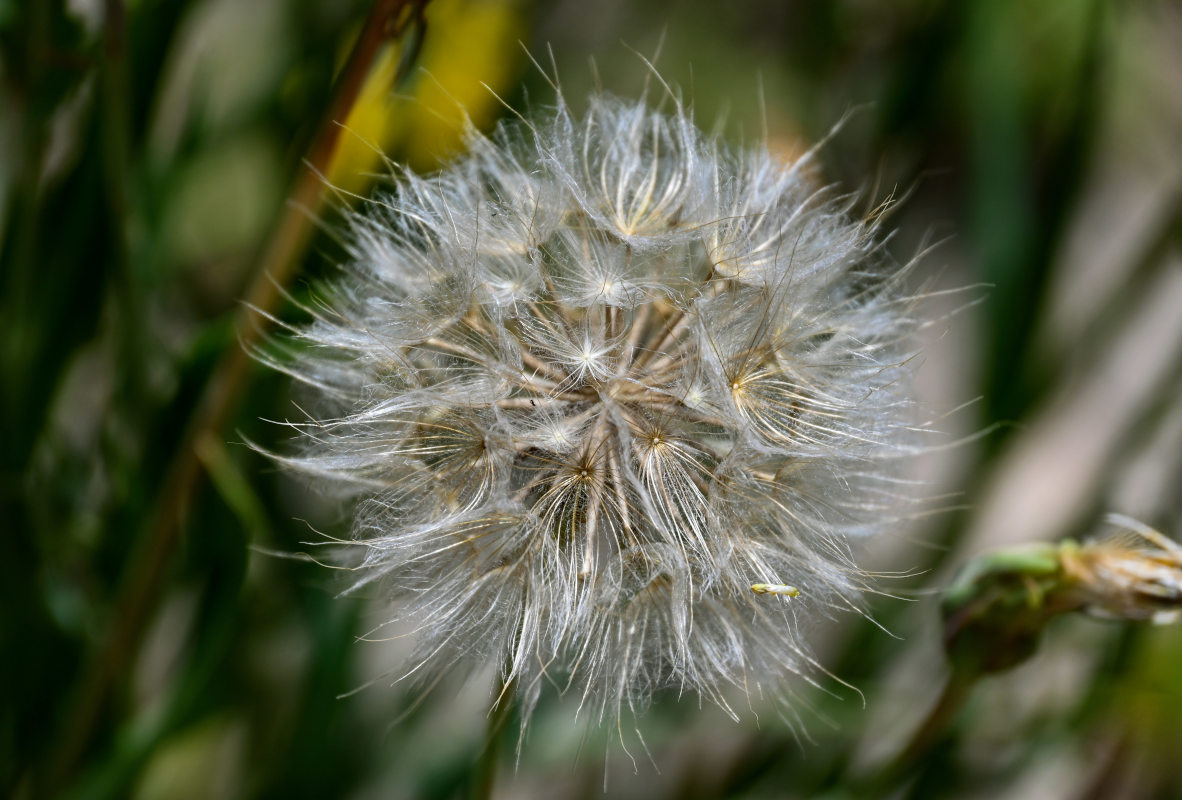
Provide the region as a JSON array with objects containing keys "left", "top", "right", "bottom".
[{"left": 3, "top": 1, "right": 1181, "bottom": 798}]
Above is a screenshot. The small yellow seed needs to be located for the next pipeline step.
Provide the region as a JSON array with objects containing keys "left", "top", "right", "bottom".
[{"left": 751, "top": 583, "right": 800, "bottom": 597}]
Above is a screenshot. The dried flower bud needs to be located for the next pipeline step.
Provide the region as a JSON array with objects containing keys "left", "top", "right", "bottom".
[
  {"left": 1061, "top": 514, "right": 1182, "bottom": 625},
  {"left": 264, "top": 88, "right": 925, "bottom": 729},
  {"left": 942, "top": 514, "right": 1182, "bottom": 676}
]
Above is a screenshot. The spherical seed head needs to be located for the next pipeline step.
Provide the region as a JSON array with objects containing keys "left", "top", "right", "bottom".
[{"left": 270, "top": 91, "right": 923, "bottom": 728}]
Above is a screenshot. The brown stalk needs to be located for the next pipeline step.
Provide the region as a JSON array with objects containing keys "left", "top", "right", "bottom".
[{"left": 45, "top": 0, "right": 428, "bottom": 789}]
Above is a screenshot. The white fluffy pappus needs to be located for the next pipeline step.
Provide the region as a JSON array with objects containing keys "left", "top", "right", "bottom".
[{"left": 261, "top": 81, "right": 932, "bottom": 740}]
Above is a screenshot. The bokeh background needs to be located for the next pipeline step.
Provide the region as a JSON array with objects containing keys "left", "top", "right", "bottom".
[{"left": 4, "top": 1, "right": 1182, "bottom": 798}]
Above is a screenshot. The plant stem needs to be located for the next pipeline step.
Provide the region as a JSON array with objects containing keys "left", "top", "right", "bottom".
[
  {"left": 857, "top": 670, "right": 978, "bottom": 797},
  {"left": 471, "top": 678, "right": 517, "bottom": 800},
  {"left": 44, "top": 0, "right": 427, "bottom": 790}
]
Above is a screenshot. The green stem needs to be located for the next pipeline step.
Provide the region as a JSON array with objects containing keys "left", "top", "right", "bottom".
[
  {"left": 471, "top": 678, "right": 517, "bottom": 800},
  {"left": 100, "top": 0, "right": 144, "bottom": 407},
  {"left": 858, "top": 670, "right": 978, "bottom": 798}
]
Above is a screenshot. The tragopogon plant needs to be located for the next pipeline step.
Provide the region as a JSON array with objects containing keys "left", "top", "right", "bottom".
[{"left": 264, "top": 83, "right": 926, "bottom": 733}]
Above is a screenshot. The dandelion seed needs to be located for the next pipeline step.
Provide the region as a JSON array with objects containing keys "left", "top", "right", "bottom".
[{"left": 263, "top": 82, "right": 926, "bottom": 735}]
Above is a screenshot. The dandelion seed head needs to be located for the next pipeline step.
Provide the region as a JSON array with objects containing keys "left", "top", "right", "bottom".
[{"left": 266, "top": 85, "right": 928, "bottom": 733}]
